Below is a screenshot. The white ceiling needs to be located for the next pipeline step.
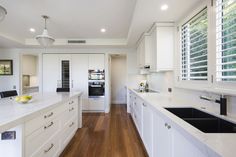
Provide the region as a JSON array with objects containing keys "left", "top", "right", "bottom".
[{"left": 0, "top": 0, "right": 201, "bottom": 48}]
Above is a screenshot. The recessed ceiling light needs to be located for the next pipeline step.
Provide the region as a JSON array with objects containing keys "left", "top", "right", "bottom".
[
  {"left": 161, "top": 4, "right": 168, "bottom": 11},
  {"left": 29, "top": 28, "right": 36, "bottom": 33},
  {"left": 101, "top": 28, "right": 106, "bottom": 33}
]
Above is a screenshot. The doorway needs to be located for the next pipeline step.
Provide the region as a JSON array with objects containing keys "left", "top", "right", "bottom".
[
  {"left": 110, "top": 54, "right": 127, "bottom": 105},
  {"left": 21, "top": 54, "right": 39, "bottom": 94}
]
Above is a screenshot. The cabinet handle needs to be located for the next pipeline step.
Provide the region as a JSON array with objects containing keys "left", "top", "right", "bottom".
[
  {"left": 69, "top": 122, "right": 74, "bottom": 127},
  {"left": 69, "top": 101, "right": 74, "bottom": 105},
  {"left": 71, "top": 80, "right": 74, "bottom": 88},
  {"left": 44, "top": 112, "right": 53, "bottom": 119},
  {"left": 165, "top": 123, "right": 168, "bottom": 127},
  {"left": 142, "top": 103, "right": 147, "bottom": 107},
  {"left": 44, "top": 122, "right": 54, "bottom": 130},
  {"left": 167, "top": 125, "right": 171, "bottom": 129},
  {"left": 44, "top": 143, "right": 54, "bottom": 153},
  {"left": 69, "top": 107, "right": 74, "bottom": 112}
]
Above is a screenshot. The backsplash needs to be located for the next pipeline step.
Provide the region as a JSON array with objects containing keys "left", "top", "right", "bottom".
[{"left": 147, "top": 71, "right": 236, "bottom": 117}]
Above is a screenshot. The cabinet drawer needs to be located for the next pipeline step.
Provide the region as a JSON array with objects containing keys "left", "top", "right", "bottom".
[
  {"left": 61, "top": 103, "right": 78, "bottom": 127},
  {"left": 25, "top": 104, "right": 66, "bottom": 136},
  {"left": 25, "top": 117, "right": 60, "bottom": 157},
  {"left": 60, "top": 116, "right": 77, "bottom": 149},
  {"left": 89, "top": 98, "right": 104, "bottom": 111},
  {"left": 65, "top": 98, "right": 77, "bottom": 106},
  {"left": 29, "top": 133, "right": 60, "bottom": 157}
]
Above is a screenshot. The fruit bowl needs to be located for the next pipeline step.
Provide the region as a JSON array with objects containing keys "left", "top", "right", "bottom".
[{"left": 15, "top": 95, "right": 32, "bottom": 104}]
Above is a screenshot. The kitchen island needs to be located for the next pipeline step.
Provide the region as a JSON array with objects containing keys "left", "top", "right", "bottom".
[{"left": 0, "top": 91, "right": 82, "bottom": 157}]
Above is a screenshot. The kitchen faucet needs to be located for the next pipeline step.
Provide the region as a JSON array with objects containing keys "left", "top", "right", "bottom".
[{"left": 200, "top": 95, "right": 227, "bottom": 115}]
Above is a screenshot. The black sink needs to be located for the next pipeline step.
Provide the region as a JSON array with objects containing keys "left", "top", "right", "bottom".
[{"left": 165, "top": 107, "right": 236, "bottom": 133}]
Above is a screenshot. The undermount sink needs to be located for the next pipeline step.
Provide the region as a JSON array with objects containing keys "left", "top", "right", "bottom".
[{"left": 165, "top": 107, "right": 236, "bottom": 133}]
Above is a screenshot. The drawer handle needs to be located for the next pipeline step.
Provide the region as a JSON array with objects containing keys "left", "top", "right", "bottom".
[
  {"left": 44, "top": 143, "right": 54, "bottom": 153},
  {"left": 44, "top": 122, "right": 54, "bottom": 130},
  {"left": 165, "top": 123, "right": 171, "bottom": 129},
  {"left": 69, "top": 122, "right": 74, "bottom": 127},
  {"left": 69, "top": 101, "right": 74, "bottom": 105},
  {"left": 69, "top": 107, "right": 74, "bottom": 112},
  {"left": 165, "top": 123, "right": 168, "bottom": 127},
  {"left": 44, "top": 112, "right": 53, "bottom": 119},
  {"left": 142, "top": 103, "right": 147, "bottom": 107}
]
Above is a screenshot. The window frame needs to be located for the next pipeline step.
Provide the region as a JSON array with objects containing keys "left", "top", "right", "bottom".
[{"left": 175, "top": 0, "right": 236, "bottom": 95}]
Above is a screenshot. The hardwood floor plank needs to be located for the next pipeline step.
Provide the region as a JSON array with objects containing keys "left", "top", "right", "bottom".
[{"left": 60, "top": 104, "right": 148, "bottom": 157}]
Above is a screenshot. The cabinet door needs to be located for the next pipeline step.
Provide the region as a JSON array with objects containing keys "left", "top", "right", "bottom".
[
  {"left": 156, "top": 26, "right": 174, "bottom": 71},
  {"left": 43, "top": 54, "right": 59, "bottom": 92},
  {"left": 88, "top": 54, "right": 105, "bottom": 69},
  {"left": 71, "top": 54, "right": 89, "bottom": 110},
  {"left": 142, "top": 103, "right": 153, "bottom": 157},
  {"left": 153, "top": 112, "right": 172, "bottom": 157},
  {"left": 172, "top": 129, "right": 207, "bottom": 157},
  {"left": 88, "top": 98, "right": 104, "bottom": 111}
]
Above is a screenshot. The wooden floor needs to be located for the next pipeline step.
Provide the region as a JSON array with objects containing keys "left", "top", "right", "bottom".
[{"left": 60, "top": 104, "right": 148, "bottom": 157}]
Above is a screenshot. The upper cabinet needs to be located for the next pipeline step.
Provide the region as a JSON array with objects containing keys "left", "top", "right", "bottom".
[
  {"left": 137, "top": 33, "right": 151, "bottom": 69},
  {"left": 137, "top": 22, "right": 174, "bottom": 72},
  {"left": 149, "top": 23, "right": 174, "bottom": 72},
  {"left": 88, "top": 54, "right": 105, "bottom": 70}
]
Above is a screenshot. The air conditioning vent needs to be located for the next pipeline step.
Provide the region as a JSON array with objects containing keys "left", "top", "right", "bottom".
[{"left": 67, "top": 40, "right": 86, "bottom": 44}]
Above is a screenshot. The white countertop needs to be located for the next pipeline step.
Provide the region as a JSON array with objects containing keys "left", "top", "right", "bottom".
[
  {"left": 0, "top": 92, "right": 82, "bottom": 133},
  {"left": 129, "top": 88, "right": 236, "bottom": 157}
]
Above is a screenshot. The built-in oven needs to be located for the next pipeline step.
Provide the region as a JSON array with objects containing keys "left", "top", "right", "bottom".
[{"left": 88, "top": 81, "right": 105, "bottom": 98}]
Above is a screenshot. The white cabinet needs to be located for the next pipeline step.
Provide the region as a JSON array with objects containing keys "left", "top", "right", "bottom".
[
  {"left": 43, "top": 54, "right": 60, "bottom": 92},
  {"left": 153, "top": 111, "right": 208, "bottom": 157},
  {"left": 153, "top": 112, "right": 172, "bottom": 157},
  {"left": 137, "top": 34, "right": 151, "bottom": 68},
  {"left": 149, "top": 23, "right": 174, "bottom": 72},
  {"left": 88, "top": 98, "right": 104, "bottom": 111},
  {"left": 43, "top": 54, "right": 71, "bottom": 92},
  {"left": 71, "top": 54, "right": 89, "bottom": 110},
  {"left": 88, "top": 54, "right": 105, "bottom": 69},
  {"left": 142, "top": 102, "right": 153, "bottom": 157}
]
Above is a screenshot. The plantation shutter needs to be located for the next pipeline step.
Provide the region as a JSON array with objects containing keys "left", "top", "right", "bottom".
[
  {"left": 181, "top": 8, "right": 208, "bottom": 81},
  {"left": 216, "top": 0, "right": 236, "bottom": 81}
]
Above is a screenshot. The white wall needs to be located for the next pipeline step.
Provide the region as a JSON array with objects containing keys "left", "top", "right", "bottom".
[
  {"left": 111, "top": 56, "right": 127, "bottom": 104},
  {"left": 147, "top": 71, "right": 236, "bottom": 116},
  {"left": 0, "top": 49, "right": 20, "bottom": 93}
]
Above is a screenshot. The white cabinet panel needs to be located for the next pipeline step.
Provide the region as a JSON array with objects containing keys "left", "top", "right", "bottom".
[
  {"left": 137, "top": 34, "right": 151, "bottom": 68},
  {"left": 142, "top": 103, "right": 153, "bottom": 157},
  {"left": 42, "top": 54, "right": 59, "bottom": 92},
  {"left": 172, "top": 129, "right": 207, "bottom": 157},
  {"left": 88, "top": 98, "right": 104, "bottom": 111},
  {"left": 149, "top": 23, "right": 174, "bottom": 72},
  {"left": 153, "top": 112, "right": 172, "bottom": 157},
  {"left": 71, "top": 54, "right": 89, "bottom": 110},
  {"left": 88, "top": 54, "right": 105, "bottom": 69}
]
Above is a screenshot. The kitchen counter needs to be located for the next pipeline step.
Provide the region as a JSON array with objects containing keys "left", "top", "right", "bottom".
[
  {"left": 129, "top": 88, "right": 236, "bottom": 157},
  {"left": 0, "top": 91, "right": 82, "bottom": 133}
]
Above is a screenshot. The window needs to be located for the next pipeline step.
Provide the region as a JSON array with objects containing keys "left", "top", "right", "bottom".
[
  {"left": 181, "top": 8, "right": 208, "bottom": 81},
  {"left": 216, "top": 0, "right": 236, "bottom": 82}
]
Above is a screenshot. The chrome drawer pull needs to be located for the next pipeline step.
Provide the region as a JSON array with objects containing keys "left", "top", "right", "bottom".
[
  {"left": 142, "top": 103, "right": 147, "bottom": 107},
  {"left": 69, "top": 101, "right": 74, "bottom": 105},
  {"left": 44, "top": 122, "right": 54, "bottom": 130},
  {"left": 44, "top": 112, "right": 53, "bottom": 119},
  {"left": 44, "top": 143, "right": 54, "bottom": 153},
  {"left": 69, "top": 122, "right": 74, "bottom": 127},
  {"left": 69, "top": 107, "right": 74, "bottom": 112}
]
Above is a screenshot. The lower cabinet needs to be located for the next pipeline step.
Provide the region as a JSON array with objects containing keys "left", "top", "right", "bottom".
[
  {"left": 129, "top": 90, "right": 208, "bottom": 157},
  {"left": 24, "top": 97, "right": 80, "bottom": 157},
  {"left": 142, "top": 102, "right": 153, "bottom": 157}
]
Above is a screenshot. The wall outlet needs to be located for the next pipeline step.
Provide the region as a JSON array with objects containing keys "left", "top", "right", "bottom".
[
  {"left": 1, "top": 131, "right": 16, "bottom": 140},
  {"left": 168, "top": 88, "right": 172, "bottom": 93}
]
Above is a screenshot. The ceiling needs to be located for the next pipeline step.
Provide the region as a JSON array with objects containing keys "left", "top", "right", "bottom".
[{"left": 0, "top": 0, "right": 201, "bottom": 48}]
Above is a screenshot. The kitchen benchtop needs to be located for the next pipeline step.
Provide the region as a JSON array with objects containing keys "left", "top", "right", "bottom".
[
  {"left": 0, "top": 91, "right": 82, "bottom": 133},
  {"left": 129, "top": 88, "right": 236, "bottom": 157}
]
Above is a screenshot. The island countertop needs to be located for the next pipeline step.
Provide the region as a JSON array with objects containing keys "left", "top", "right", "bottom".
[{"left": 0, "top": 91, "right": 82, "bottom": 133}]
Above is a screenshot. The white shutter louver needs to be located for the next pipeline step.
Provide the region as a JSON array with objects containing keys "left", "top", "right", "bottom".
[
  {"left": 181, "top": 8, "right": 208, "bottom": 81},
  {"left": 216, "top": 0, "right": 236, "bottom": 82}
]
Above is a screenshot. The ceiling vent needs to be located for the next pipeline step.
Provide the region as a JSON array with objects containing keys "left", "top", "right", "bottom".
[{"left": 67, "top": 40, "right": 86, "bottom": 44}]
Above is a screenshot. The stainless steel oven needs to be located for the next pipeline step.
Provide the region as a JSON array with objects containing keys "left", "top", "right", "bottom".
[{"left": 88, "top": 81, "right": 105, "bottom": 98}]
